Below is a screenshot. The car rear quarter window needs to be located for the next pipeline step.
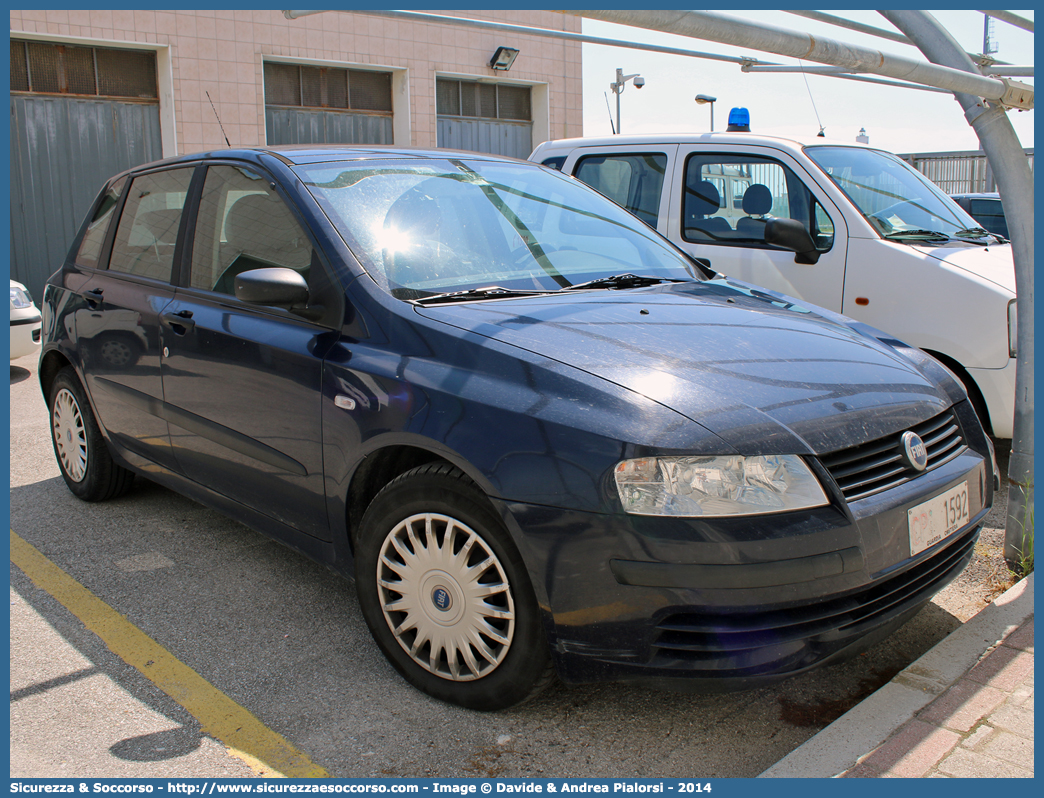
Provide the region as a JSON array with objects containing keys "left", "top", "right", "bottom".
[
  {"left": 189, "top": 165, "right": 316, "bottom": 296},
  {"left": 573, "top": 153, "right": 667, "bottom": 226},
  {"left": 108, "top": 168, "right": 193, "bottom": 282},
  {"left": 75, "top": 177, "right": 126, "bottom": 269}
]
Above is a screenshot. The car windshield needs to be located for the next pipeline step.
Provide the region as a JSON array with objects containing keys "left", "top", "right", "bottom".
[
  {"left": 295, "top": 158, "right": 702, "bottom": 300},
  {"left": 806, "top": 146, "right": 983, "bottom": 240}
]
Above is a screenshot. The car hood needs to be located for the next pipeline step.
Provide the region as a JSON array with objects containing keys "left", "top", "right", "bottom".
[
  {"left": 909, "top": 241, "right": 1015, "bottom": 294},
  {"left": 414, "top": 281, "right": 952, "bottom": 455}
]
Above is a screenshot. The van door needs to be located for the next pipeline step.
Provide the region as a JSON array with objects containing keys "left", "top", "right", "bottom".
[{"left": 666, "top": 147, "right": 848, "bottom": 311}]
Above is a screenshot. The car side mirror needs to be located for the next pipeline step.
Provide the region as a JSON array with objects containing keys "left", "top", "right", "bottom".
[
  {"left": 765, "top": 218, "right": 821, "bottom": 265},
  {"left": 235, "top": 268, "right": 313, "bottom": 311}
]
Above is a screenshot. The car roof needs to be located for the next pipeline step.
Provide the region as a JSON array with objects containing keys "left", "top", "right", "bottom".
[
  {"left": 118, "top": 145, "right": 533, "bottom": 175},
  {"left": 950, "top": 192, "right": 1001, "bottom": 199}
]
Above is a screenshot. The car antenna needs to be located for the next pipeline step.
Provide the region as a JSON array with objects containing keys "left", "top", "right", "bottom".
[
  {"left": 206, "top": 91, "right": 232, "bottom": 148},
  {"left": 797, "top": 59, "right": 825, "bottom": 138},
  {"left": 603, "top": 91, "right": 617, "bottom": 135}
]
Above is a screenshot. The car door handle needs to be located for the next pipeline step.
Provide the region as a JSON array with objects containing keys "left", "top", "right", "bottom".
[
  {"left": 161, "top": 310, "right": 195, "bottom": 333},
  {"left": 83, "top": 288, "right": 104, "bottom": 309}
]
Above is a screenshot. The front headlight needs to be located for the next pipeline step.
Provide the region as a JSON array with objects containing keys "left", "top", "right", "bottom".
[
  {"left": 10, "top": 285, "right": 32, "bottom": 310},
  {"left": 614, "top": 455, "right": 829, "bottom": 517},
  {"left": 1008, "top": 299, "right": 1017, "bottom": 358}
]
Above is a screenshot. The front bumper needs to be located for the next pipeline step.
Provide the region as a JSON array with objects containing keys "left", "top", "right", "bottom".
[
  {"left": 10, "top": 315, "right": 42, "bottom": 360},
  {"left": 501, "top": 438, "right": 990, "bottom": 689}
]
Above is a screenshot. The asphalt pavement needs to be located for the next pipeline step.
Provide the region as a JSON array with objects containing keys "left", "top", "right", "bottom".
[{"left": 8, "top": 351, "right": 1027, "bottom": 779}]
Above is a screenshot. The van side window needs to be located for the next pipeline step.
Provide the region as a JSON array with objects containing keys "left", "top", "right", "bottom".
[
  {"left": 573, "top": 153, "right": 668, "bottom": 227},
  {"left": 75, "top": 177, "right": 126, "bottom": 269},
  {"left": 682, "top": 154, "right": 834, "bottom": 252},
  {"left": 541, "top": 157, "right": 566, "bottom": 171},
  {"left": 108, "top": 169, "right": 193, "bottom": 282}
]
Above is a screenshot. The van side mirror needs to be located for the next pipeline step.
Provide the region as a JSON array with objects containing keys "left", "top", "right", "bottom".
[{"left": 765, "top": 219, "right": 820, "bottom": 265}]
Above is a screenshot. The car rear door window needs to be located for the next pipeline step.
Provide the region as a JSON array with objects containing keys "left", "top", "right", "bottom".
[
  {"left": 573, "top": 153, "right": 667, "bottom": 226},
  {"left": 108, "top": 168, "right": 193, "bottom": 282}
]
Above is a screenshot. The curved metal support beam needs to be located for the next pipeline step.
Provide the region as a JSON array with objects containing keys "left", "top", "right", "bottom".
[
  {"left": 283, "top": 8, "right": 774, "bottom": 67},
  {"left": 566, "top": 10, "right": 1032, "bottom": 109},
  {"left": 742, "top": 64, "right": 950, "bottom": 93},
  {"left": 785, "top": 10, "right": 913, "bottom": 45},
  {"left": 978, "top": 10, "right": 1034, "bottom": 33},
  {"left": 882, "top": 10, "right": 1034, "bottom": 572}
]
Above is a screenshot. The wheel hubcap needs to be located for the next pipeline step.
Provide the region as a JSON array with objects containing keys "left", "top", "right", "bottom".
[
  {"left": 377, "top": 513, "right": 515, "bottom": 682},
  {"left": 53, "top": 388, "right": 88, "bottom": 483}
]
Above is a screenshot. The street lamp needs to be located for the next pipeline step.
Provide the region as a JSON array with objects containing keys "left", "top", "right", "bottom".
[
  {"left": 609, "top": 68, "right": 645, "bottom": 134},
  {"left": 695, "top": 94, "right": 717, "bottom": 131}
]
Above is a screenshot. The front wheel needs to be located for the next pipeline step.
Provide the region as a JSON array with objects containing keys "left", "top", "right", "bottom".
[
  {"left": 49, "top": 367, "right": 134, "bottom": 501},
  {"left": 355, "top": 463, "right": 554, "bottom": 710}
]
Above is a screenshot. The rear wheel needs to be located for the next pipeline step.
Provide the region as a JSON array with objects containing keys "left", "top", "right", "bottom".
[
  {"left": 355, "top": 463, "right": 554, "bottom": 710},
  {"left": 48, "top": 367, "right": 134, "bottom": 501}
]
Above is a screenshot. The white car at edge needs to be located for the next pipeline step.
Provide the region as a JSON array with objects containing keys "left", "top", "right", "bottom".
[{"left": 10, "top": 279, "right": 42, "bottom": 361}]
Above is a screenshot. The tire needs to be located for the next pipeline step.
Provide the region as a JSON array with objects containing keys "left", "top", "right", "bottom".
[
  {"left": 355, "top": 463, "right": 554, "bottom": 710},
  {"left": 48, "top": 367, "right": 134, "bottom": 502}
]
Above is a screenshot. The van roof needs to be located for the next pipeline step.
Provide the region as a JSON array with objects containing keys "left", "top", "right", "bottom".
[{"left": 532, "top": 131, "right": 879, "bottom": 154}]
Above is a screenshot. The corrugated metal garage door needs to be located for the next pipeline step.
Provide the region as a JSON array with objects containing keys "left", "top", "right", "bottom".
[
  {"left": 264, "top": 62, "right": 393, "bottom": 146},
  {"left": 9, "top": 41, "right": 162, "bottom": 299},
  {"left": 436, "top": 78, "right": 532, "bottom": 159}
]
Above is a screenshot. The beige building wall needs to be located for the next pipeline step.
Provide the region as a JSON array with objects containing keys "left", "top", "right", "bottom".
[{"left": 9, "top": 9, "right": 583, "bottom": 156}]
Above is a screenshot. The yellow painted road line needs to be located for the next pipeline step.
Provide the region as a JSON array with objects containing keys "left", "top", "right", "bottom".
[{"left": 10, "top": 530, "right": 329, "bottom": 779}]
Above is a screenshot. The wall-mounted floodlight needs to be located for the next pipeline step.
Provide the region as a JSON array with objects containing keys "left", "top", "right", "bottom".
[{"left": 489, "top": 46, "right": 520, "bottom": 71}]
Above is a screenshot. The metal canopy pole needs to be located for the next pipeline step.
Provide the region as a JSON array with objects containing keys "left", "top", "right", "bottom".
[{"left": 880, "top": 11, "right": 1034, "bottom": 573}]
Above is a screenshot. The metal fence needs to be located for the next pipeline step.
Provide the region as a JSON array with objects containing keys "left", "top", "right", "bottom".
[{"left": 899, "top": 148, "right": 1034, "bottom": 194}]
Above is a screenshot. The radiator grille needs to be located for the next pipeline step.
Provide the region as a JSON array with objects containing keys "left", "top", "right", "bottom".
[{"left": 821, "top": 410, "right": 966, "bottom": 502}]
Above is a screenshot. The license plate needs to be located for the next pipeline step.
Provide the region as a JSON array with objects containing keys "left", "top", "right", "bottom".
[{"left": 908, "top": 481, "right": 969, "bottom": 557}]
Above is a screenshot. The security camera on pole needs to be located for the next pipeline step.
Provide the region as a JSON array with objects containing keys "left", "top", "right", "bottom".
[{"left": 610, "top": 68, "right": 644, "bottom": 134}]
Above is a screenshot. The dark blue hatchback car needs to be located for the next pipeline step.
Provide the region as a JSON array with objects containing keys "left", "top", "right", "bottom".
[{"left": 40, "top": 146, "right": 996, "bottom": 710}]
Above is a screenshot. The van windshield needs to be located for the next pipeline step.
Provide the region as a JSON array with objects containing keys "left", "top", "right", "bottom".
[{"left": 806, "top": 146, "right": 982, "bottom": 240}]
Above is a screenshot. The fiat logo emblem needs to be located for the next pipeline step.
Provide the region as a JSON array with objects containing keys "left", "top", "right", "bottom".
[
  {"left": 431, "top": 587, "right": 452, "bottom": 612},
  {"left": 901, "top": 431, "right": 928, "bottom": 472}
]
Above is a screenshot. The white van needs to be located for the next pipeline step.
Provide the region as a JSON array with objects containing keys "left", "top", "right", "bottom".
[{"left": 530, "top": 132, "right": 1017, "bottom": 438}]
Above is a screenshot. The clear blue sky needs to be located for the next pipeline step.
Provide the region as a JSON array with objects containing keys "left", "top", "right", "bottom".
[{"left": 579, "top": 10, "right": 1034, "bottom": 154}]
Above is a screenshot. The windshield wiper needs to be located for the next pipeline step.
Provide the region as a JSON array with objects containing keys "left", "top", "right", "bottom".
[
  {"left": 882, "top": 229, "right": 951, "bottom": 242},
  {"left": 953, "top": 226, "right": 1007, "bottom": 243},
  {"left": 563, "top": 273, "right": 694, "bottom": 291},
  {"left": 413, "top": 286, "right": 557, "bottom": 305}
]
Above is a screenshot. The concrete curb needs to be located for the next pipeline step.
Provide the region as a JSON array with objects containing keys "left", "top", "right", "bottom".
[{"left": 758, "top": 571, "right": 1035, "bottom": 778}]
